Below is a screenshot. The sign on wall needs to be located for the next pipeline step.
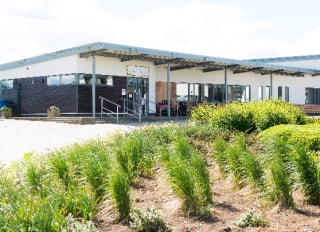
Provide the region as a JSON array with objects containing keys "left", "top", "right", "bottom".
[{"left": 126, "top": 65, "right": 149, "bottom": 78}]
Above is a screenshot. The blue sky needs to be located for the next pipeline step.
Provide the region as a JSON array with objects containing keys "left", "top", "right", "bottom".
[{"left": 1, "top": 0, "right": 320, "bottom": 63}]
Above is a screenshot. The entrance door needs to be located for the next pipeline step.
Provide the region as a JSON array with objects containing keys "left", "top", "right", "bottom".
[{"left": 127, "top": 77, "right": 148, "bottom": 115}]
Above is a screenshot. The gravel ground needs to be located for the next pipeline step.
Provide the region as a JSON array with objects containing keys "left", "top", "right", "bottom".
[{"left": 0, "top": 119, "right": 140, "bottom": 166}]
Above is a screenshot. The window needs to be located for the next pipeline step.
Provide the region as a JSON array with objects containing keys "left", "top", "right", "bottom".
[
  {"left": 61, "top": 75, "right": 75, "bottom": 85},
  {"left": 258, "top": 86, "right": 263, "bottom": 100},
  {"left": 208, "top": 84, "right": 226, "bottom": 103},
  {"left": 0, "top": 79, "right": 13, "bottom": 90},
  {"left": 227, "top": 85, "right": 250, "bottom": 102},
  {"left": 278, "top": 86, "right": 283, "bottom": 99},
  {"left": 99, "top": 75, "right": 113, "bottom": 86},
  {"left": 47, "top": 76, "right": 60, "bottom": 86},
  {"left": 176, "top": 83, "right": 188, "bottom": 102},
  {"left": 305, "top": 88, "right": 320, "bottom": 104},
  {"left": 266, "top": 86, "right": 270, "bottom": 99},
  {"left": 47, "top": 74, "right": 75, "bottom": 86},
  {"left": 79, "top": 74, "right": 113, "bottom": 86},
  {"left": 285, "top": 86, "right": 289, "bottom": 102}
]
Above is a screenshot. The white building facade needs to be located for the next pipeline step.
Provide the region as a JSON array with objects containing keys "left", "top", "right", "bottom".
[{"left": 0, "top": 42, "right": 319, "bottom": 117}]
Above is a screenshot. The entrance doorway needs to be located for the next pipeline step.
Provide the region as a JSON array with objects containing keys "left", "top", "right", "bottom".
[{"left": 127, "top": 77, "right": 148, "bottom": 115}]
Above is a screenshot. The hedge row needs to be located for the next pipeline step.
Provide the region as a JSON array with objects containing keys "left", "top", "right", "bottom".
[{"left": 190, "top": 99, "right": 306, "bottom": 132}]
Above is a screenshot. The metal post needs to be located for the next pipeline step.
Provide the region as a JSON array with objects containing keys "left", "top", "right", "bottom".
[
  {"left": 92, "top": 53, "right": 96, "bottom": 118},
  {"left": 167, "top": 64, "right": 171, "bottom": 117},
  {"left": 270, "top": 73, "right": 273, "bottom": 98},
  {"left": 224, "top": 66, "right": 228, "bottom": 103},
  {"left": 100, "top": 97, "right": 103, "bottom": 118}
]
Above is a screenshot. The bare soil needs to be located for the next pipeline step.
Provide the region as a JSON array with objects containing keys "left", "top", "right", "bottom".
[{"left": 94, "top": 143, "right": 320, "bottom": 232}]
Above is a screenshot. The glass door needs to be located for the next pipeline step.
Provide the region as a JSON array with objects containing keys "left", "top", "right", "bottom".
[{"left": 127, "top": 77, "right": 148, "bottom": 115}]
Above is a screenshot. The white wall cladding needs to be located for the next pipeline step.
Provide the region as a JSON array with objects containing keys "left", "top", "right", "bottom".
[
  {"left": 76, "top": 55, "right": 157, "bottom": 104},
  {"left": 0, "top": 55, "right": 78, "bottom": 79}
]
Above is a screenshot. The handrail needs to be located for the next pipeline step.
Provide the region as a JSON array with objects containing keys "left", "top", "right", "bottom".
[
  {"left": 124, "top": 98, "right": 142, "bottom": 123},
  {"left": 146, "top": 100, "right": 162, "bottom": 118},
  {"left": 99, "top": 96, "right": 121, "bottom": 123}
]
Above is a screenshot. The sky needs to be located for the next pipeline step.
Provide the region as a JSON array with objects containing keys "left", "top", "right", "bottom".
[{"left": 1, "top": 0, "right": 320, "bottom": 64}]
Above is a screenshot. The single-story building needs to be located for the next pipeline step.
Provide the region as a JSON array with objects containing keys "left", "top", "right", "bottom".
[{"left": 0, "top": 42, "right": 320, "bottom": 117}]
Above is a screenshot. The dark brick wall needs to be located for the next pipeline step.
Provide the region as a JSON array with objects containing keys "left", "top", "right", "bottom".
[
  {"left": 17, "top": 77, "right": 77, "bottom": 115},
  {"left": 78, "top": 76, "right": 127, "bottom": 114},
  {"left": 1, "top": 75, "right": 127, "bottom": 116}
]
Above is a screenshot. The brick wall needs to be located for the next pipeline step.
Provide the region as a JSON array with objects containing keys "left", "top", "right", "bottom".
[{"left": 155, "top": 81, "right": 177, "bottom": 104}]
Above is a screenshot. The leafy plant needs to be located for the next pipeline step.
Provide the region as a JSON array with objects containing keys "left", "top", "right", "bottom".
[
  {"left": 130, "top": 208, "right": 172, "bottom": 232},
  {"left": 212, "top": 138, "right": 230, "bottom": 176},
  {"left": 264, "top": 138, "right": 295, "bottom": 208},
  {"left": 108, "top": 169, "right": 131, "bottom": 221},
  {"left": 234, "top": 211, "right": 268, "bottom": 228},
  {"left": 290, "top": 144, "right": 320, "bottom": 205},
  {"left": 163, "top": 136, "right": 212, "bottom": 217}
]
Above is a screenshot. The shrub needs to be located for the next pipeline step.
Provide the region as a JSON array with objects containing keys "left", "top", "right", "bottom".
[
  {"left": 190, "top": 99, "right": 306, "bottom": 132},
  {"left": 251, "top": 99, "right": 306, "bottom": 131},
  {"left": 234, "top": 211, "right": 268, "bottom": 228},
  {"left": 259, "top": 124, "right": 320, "bottom": 151},
  {"left": 130, "top": 208, "right": 172, "bottom": 232},
  {"left": 191, "top": 102, "right": 254, "bottom": 132}
]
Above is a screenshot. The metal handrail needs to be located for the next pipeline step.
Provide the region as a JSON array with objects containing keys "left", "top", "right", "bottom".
[
  {"left": 99, "top": 96, "right": 121, "bottom": 123},
  {"left": 146, "top": 100, "right": 162, "bottom": 117},
  {"left": 124, "top": 98, "right": 142, "bottom": 122}
]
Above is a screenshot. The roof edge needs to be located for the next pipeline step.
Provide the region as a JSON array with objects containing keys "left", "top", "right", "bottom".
[{"left": 0, "top": 42, "right": 319, "bottom": 74}]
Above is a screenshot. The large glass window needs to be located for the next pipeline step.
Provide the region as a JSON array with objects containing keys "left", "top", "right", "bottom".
[
  {"left": 79, "top": 74, "right": 113, "bottom": 86},
  {"left": 176, "top": 83, "right": 188, "bottom": 102},
  {"left": 227, "top": 85, "right": 250, "bottom": 102},
  {"left": 305, "top": 87, "right": 320, "bottom": 104},
  {"left": 47, "top": 74, "right": 75, "bottom": 86},
  {"left": 61, "top": 75, "right": 75, "bottom": 85},
  {"left": 208, "top": 84, "right": 226, "bottom": 103},
  {"left": 47, "top": 76, "right": 60, "bottom": 86}
]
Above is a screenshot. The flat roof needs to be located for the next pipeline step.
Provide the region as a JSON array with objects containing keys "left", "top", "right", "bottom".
[
  {"left": 248, "top": 54, "right": 320, "bottom": 63},
  {"left": 0, "top": 42, "right": 319, "bottom": 76}
]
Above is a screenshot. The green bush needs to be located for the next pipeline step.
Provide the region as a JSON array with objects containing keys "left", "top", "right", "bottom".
[
  {"left": 251, "top": 99, "right": 306, "bottom": 131},
  {"left": 259, "top": 124, "right": 320, "bottom": 151},
  {"left": 190, "top": 99, "right": 306, "bottom": 132}
]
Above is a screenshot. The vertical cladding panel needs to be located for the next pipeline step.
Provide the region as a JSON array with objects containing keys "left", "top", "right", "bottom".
[
  {"left": 17, "top": 77, "right": 77, "bottom": 114},
  {"left": 77, "top": 76, "right": 127, "bottom": 113}
]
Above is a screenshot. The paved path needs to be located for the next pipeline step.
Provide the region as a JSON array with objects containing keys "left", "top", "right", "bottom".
[{"left": 0, "top": 119, "right": 139, "bottom": 166}]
